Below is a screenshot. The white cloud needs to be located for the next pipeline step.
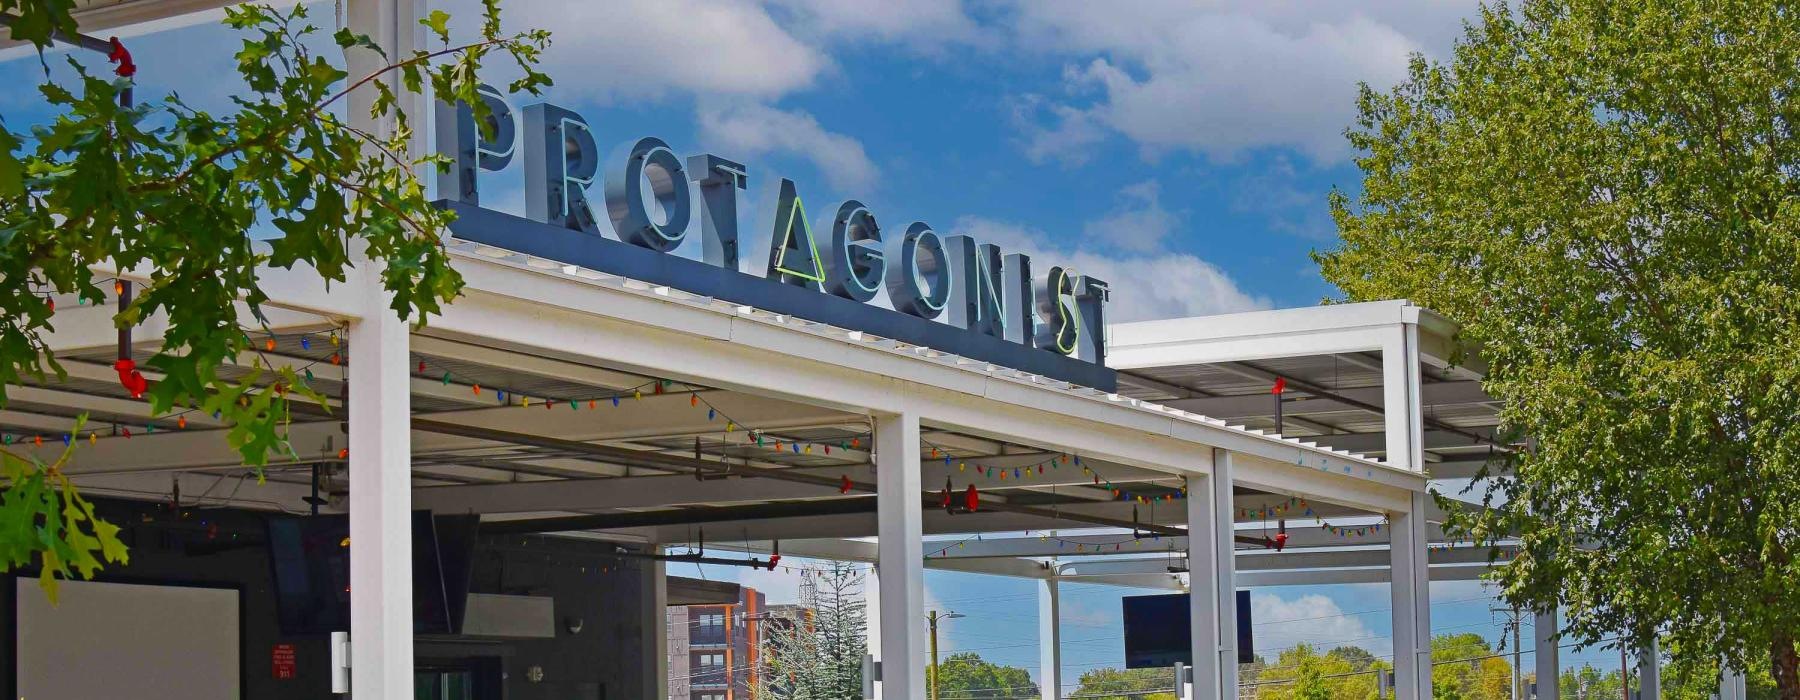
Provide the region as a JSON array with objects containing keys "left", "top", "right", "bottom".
[
  {"left": 698, "top": 101, "right": 880, "bottom": 191},
  {"left": 1006, "top": 0, "right": 1478, "bottom": 164},
  {"left": 1230, "top": 155, "right": 1337, "bottom": 241},
  {"left": 1250, "top": 590, "right": 1389, "bottom": 657},
  {"left": 472, "top": 0, "right": 830, "bottom": 102},
  {"left": 445, "top": 0, "right": 990, "bottom": 105},
  {"left": 768, "top": 0, "right": 981, "bottom": 46},
  {"left": 951, "top": 213, "right": 1269, "bottom": 323},
  {"left": 1083, "top": 180, "right": 1178, "bottom": 253},
  {"left": 1012, "top": 96, "right": 1109, "bottom": 167}
]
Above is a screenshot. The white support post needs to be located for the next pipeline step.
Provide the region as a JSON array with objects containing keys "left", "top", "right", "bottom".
[
  {"left": 1039, "top": 578, "right": 1063, "bottom": 700},
  {"left": 1389, "top": 491, "right": 1432, "bottom": 699},
  {"left": 1534, "top": 608, "right": 1559, "bottom": 700},
  {"left": 1185, "top": 473, "right": 1219, "bottom": 700},
  {"left": 346, "top": 294, "right": 413, "bottom": 698},
  {"left": 1209, "top": 449, "right": 1241, "bottom": 699},
  {"left": 867, "top": 569, "right": 884, "bottom": 700},
  {"left": 1186, "top": 468, "right": 1228, "bottom": 700},
  {"left": 1639, "top": 638, "right": 1661, "bottom": 699},
  {"left": 344, "top": 0, "right": 417, "bottom": 692},
  {"left": 1381, "top": 323, "right": 1425, "bottom": 472},
  {"left": 875, "top": 412, "right": 926, "bottom": 699},
  {"left": 1721, "top": 658, "right": 1746, "bottom": 700}
]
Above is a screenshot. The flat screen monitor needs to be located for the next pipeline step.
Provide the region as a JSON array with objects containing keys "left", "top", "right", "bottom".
[
  {"left": 267, "top": 511, "right": 474, "bottom": 635},
  {"left": 1122, "top": 590, "right": 1253, "bottom": 668}
]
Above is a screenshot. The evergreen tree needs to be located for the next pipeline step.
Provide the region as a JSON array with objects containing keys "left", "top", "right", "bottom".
[{"left": 755, "top": 562, "right": 868, "bottom": 699}]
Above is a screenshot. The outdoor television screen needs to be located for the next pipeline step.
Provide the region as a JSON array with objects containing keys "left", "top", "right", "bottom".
[
  {"left": 1122, "top": 590, "right": 1253, "bottom": 668},
  {"left": 267, "top": 511, "right": 474, "bottom": 635}
]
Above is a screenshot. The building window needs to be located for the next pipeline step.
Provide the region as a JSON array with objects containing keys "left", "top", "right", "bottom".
[
  {"left": 697, "top": 613, "right": 724, "bottom": 633},
  {"left": 695, "top": 653, "right": 725, "bottom": 671}
]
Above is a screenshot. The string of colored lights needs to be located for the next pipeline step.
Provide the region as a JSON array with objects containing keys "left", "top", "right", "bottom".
[
  {"left": 1236, "top": 496, "right": 1390, "bottom": 541},
  {"left": 0, "top": 326, "right": 346, "bottom": 449}
]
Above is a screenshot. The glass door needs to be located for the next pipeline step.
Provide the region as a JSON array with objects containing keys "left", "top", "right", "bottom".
[{"left": 414, "top": 669, "right": 474, "bottom": 700}]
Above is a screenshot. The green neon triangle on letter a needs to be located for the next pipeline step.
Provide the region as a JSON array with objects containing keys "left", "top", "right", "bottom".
[{"left": 768, "top": 178, "right": 826, "bottom": 287}]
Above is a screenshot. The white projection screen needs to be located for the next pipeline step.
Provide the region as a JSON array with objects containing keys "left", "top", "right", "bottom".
[{"left": 16, "top": 578, "right": 241, "bottom": 700}]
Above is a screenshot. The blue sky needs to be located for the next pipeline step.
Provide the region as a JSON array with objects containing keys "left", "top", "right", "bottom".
[{"left": 1, "top": 0, "right": 1633, "bottom": 692}]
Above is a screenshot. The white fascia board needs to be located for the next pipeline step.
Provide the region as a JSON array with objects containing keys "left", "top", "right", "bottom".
[
  {"left": 1107, "top": 326, "right": 1395, "bottom": 370},
  {"left": 41, "top": 301, "right": 335, "bottom": 354},
  {"left": 1107, "top": 301, "right": 1414, "bottom": 348},
  {"left": 1235, "top": 564, "right": 1490, "bottom": 587}
]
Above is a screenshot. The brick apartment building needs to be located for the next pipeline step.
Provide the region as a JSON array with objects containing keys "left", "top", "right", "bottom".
[{"left": 667, "top": 587, "right": 766, "bottom": 700}]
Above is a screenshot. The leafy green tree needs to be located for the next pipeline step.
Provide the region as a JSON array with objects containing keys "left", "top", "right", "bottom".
[
  {"left": 1430, "top": 633, "right": 1513, "bottom": 700},
  {"left": 1325, "top": 646, "right": 1379, "bottom": 672},
  {"left": 1317, "top": 0, "right": 1800, "bottom": 695},
  {"left": 1665, "top": 645, "right": 1781, "bottom": 700},
  {"left": 932, "top": 652, "right": 1035, "bottom": 699},
  {"left": 1251, "top": 643, "right": 1377, "bottom": 700},
  {"left": 0, "top": 1, "right": 547, "bottom": 597},
  {"left": 1559, "top": 665, "right": 1628, "bottom": 700},
  {"left": 1070, "top": 666, "right": 1178, "bottom": 700}
]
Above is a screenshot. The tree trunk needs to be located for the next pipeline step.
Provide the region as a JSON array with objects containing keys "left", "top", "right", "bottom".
[{"left": 1775, "top": 632, "right": 1800, "bottom": 700}]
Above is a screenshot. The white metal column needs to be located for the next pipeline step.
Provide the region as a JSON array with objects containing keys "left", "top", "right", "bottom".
[
  {"left": 1212, "top": 449, "right": 1241, "bottom": 698},
  {"left": 344, "top": 0, "right": 417, "bottom": 692},
  {"left": 1382, "top": 322, "right": 1424, "bottom": 473},
  {"left": 1721, "top": 659, "right": 1747, "bottom": 700},
  {"left": 1389, "top": 491, "right": 1432, "bottom": 699},
  {"left": 875, "top": 412, "right": 926, "bottom": 699},
  {"left": 346, "top": 295, "right": 413, "bottom": 697},
  {"left": 1039, "top": 577, "right": 1063, "bottom": 700},
  {"left": 1534, "top": 608, "right": 1559, "bottom": 700},
  {"left": 1186, "top": 464, "right": 1234, "bottom": 700},
  {"left": 867, "top": 569, "right": 884, "bottom": 700},
  {"left": 1381, "top": 319, "right": 1431, "bottom": 699},
  {"left": 1186, "top": 473, "right": 1219, "bottom": 700},
  {"left": 1639, "top": 638, "right": 1661, "bottom": 699}
]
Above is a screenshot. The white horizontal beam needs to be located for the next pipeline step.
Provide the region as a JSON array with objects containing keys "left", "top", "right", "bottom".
[
  {"left": 615, "top": 508, "right": 1076, "bottom": 542},
  {"left": 1425, "top": 459, "right": 1509, "bottom": 480},
  {"left": 1158, "top": 381, "right": 1490, "bottom": 421},
  {"left": 1236, "top": 564, "right": 1490, "bottom": 587},
  {"left": 1108, "top": 301, "right": 1416, "bottom": 351},
  {"left": 1061, "top": 549, "right": 1504, "bottom": 578},
  {"left": 1109, "top": 325, "right": 1392, "bottom": 369},
  {"left": 1309, "top": 427, "right": 1500, "bottom": 455},
  {"left": 5, "top": 384, "right": 228, "bottom": 428},
  {"left": 410, "top": 335, "right": 658, "bottom": 392},
  {"left": 1068, "top": 573, "right": 1187, "bottom": 591},
  {"left": 69, "top": 471, "right": 315, "bottom": 512},
  {"left": 40, "top": 300, "right": 336, "bottom": 354}
]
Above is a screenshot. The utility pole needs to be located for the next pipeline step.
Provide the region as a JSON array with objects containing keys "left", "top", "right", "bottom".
[
  {"left": 1621, "top": 644, "right": 1630, "bottom": 700},
  {"left": 1492, "top": 606, "right": 1526, "bottom": 700},
  {"left": 926, "top": 610, "right": 964, "bottom": 700}
]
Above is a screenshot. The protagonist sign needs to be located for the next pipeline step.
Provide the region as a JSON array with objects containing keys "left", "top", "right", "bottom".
[{"left": 434, "top": 87, "right": 1115, "bottom": 390}]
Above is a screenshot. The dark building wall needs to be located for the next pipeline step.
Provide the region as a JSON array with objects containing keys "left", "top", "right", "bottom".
[
  {"left": 468, "top": 532, "right": 654, "bottom": 700},
  {"left": 0, "top": 499, "right": 652, "bottom": 699}
]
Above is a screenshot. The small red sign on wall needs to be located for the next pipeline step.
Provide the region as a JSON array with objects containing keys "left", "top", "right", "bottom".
[{"left": 272, "top": 643, "right": 297, "bottom": 680}]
